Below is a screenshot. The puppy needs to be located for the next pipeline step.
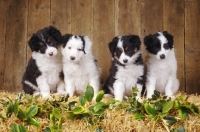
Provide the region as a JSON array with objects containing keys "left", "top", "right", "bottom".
[
  {"left": 103, "top": 35, "right": 144, "bottom": 102},
  {"left": 144, "top": 31, "right": 179, "bottom": 99},
  {"left": 61, "top": 34, "right": 100, "bottom": 97},
  {"left": 22, "top": 26, "right": 65, "bottom": 98}
]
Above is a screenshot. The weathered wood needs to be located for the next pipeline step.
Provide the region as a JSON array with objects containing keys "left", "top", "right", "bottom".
[
  {"left": 140, "top": 0, "right": 164, "bottom": 60},
  {"left": 0, "top": 0, "right": 7, "bottom": 90},
  {"left": 51, "top": 0, "right": 71, "bottom": 34},
  {"left": 163, "top": 0, "right": 185, "bottom": 92},
  {"left": 27, "top": 0, "right": 51, "bottom": 60},
  {"left": 185, "top": 0, "right": 200, "bottom": 94},
  {"left": 4, "top": 0, "right": 28, "bottom": 92},
  {"left": 115, "top": 0, "right": 141, "bottom": 36},
  {"left": 93, "top": 0, "right": 115, "bottom": 83},
  {"left": 71, "top": 0, "right": 93, "bottom": 39}
]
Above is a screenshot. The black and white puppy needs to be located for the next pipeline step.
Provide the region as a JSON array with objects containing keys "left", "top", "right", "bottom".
[
  {"left": 61, "top": 34, "right": 100, "bottom": 97},
  {"left": 22, "top": 26, "right": 65, "bottom": 98},
  {"left": 144, "top": 31, "right": 179, "bottom": 99},
  {"left": 104, "top": 35, "right": 144, "bottom": 102}
]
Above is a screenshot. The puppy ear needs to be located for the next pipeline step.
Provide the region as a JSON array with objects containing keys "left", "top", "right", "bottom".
[
  {"left": 62, "top": 34, "right": 72, "bottom": 48},
  {"left": 144, "top": 34, "right": 153, "bottom": 47},
  {"left": 163, "top": 31, "right": 174, "bottom": 49},
  {"left": 29, "top": 34, "right": 40, "bottom": 52},
  {"left": 83, "top": 36, "right": 92, "bottom": 54},
  {"left": 129, "top": 35, "right": 141, "bottom": 49},
  {"left": 48, "top": 26, "right": 62, "bottom": 43},
  {"left": 109, "top": 37, "right": 119, "bottom": 57}
]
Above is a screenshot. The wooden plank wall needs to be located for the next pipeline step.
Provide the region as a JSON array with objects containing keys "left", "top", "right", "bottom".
[{"left": 0, "top": 0, "right": 199, "bottom": 94}]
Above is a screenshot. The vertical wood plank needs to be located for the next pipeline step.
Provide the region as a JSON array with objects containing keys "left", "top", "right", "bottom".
[
  {"left": 4, "top": 0, "right": 28, "bottom": 92},
  {"left": 163, "top": 0, "right": 185, "bottom": 92},
  {"left": 115, "top": 0, "right": 141, "bottom": 36},
  {"left": 185, "top": 0, "right": 200, "bottom": 94},
  {"left": 140, "top": 0, "right": 163, "bottom": 60},
  {"left": 93, "top": 0, "right": 115, "bottom": 83},
  {"left": 71, "top": 0, "right": 93, "bottom": 39},
  {"left": 0, "top": 0, "right": 8, "bottom": 90},
  {"left": 51, "top": 0, "right": 71, "bottom": 34},
  {"left": 27, "top": 0, "right": 50, "bottom": 60}
]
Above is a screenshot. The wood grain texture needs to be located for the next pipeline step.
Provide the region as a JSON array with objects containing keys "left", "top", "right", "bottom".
[
  {"left": 185, "top": 0, "right": 200, "bottom": 94},
  {"left": 0, "top": 0, "right": 7, "bottom": 90},
  {"left": 27, "top": 0, "right": 51, "bottom": 60},
  {"left": 140, "top": 0, "right": 164, "bottom": 60},
  {"left": 4, "top": 0, "right": 28, "bottom": 92},
  {"left": 51, "top": 0, "right": 71, "bottom": 34},
  {"left": 115, "top": 0, "right": 141, "bottom": 36},
  {"left": 163, "top": 0, "right": 185, "bottom": 92},
  {"left": 71, "top": 0, "right": 93, "bottom": 39},
  {"left": 93, "top": 0, "right": 115, "bottom": 84}
]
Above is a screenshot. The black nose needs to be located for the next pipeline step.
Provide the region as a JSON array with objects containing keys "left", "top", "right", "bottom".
[
  {"left": 70, "top": 56, "right": 75, "bottom": 60},
  {"left": 123, "top": 59, "right": 128, "bottom": 63},
  {"left": 49, "top": 52, "right": 53, "bottom": 56},
  {"left": 160, "top": 54, "right": 165, "bottom": 59}
]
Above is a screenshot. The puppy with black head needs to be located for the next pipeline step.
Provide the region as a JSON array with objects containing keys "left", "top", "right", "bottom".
[
  {"left": 104, "top": 35, "right": 144, "bottom": 102},
  {"left": 144, "top": 31, "right": 179, "bottom": 99},
  {"left": 61, "top": 34, "right": 100, "bottom": 97},
  {"left": 22, "top": 26, "right": 65, "bottom": 98}
]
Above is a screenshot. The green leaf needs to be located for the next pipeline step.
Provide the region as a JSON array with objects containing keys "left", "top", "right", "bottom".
[
  {"left": 25, "top": 117, "right": 40, "bottom": 128},
  {"left": 79, "top": 95, "right": 86, "bottom": 106},
  {"left": 17, "top": 107, "right": 26, "bottom": 120},
  {"left": 144, "top": 103, "right": 156, "bottom": 116},
  {"left": 25, "top": 105, "right": 38, "bottom": 117},
  {"left": 178, "top": 107, "right": 188, "bottom": 119},
  {"left": 58, "top": 118, "right": 62, "bottom": 129},
  {"left": 93, "top": 102, "right": 106, "bottom": 112},
  {"left": 50, "top": 114, "right": 56, "bottom": 126},
  {"left": 85, "top": 86, "right": 94, "bottom": 102},
  {"left": 11, "top": 123, "right": 19, "bottom": 132},
  {"left": 13, "top": 101, "right": 19, "bottom": 116},
  {"left": 68, "top": 101, "right": 77, "bottom": 110},
  {"left": 72, "top": 106, "right": 85, "bottom": 114},
  {"left": 96, "top": 90, "right": 104, "bottom": 102},
  {"left": 52, "top": 107, "right": 62, "bottom": 119},
  {"left": 162, "top": 101, "right": 174, "bottom": 113},
  {"left": 132, "top": 114, "right": 145, "bottom": 120},
  {"left": 18, "top": 124, "right": 27, "bottom": 132},
  {"left": 177, "top": 126, "right": 185, "bottom": 132},
  {"left": 190, "top": 104, "right": 199, "bottom": 114},
  {"left": 163, "top": 116, "right": 177, "bottom": 126},
  {"left": 43, "top": 127, "right": 51, "bottom": 132},
  {"left": 6, "top": 101, "right": 14, "bottom": 117},
  {"left": 0, "top": 114, "right": 5, "bottom": 120},
  {"left": 106, "top": 99, "right": 118, "bottom": 105}
]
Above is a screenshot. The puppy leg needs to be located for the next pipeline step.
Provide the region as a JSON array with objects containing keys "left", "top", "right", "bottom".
[
  {"left": 65, "top": 78, "right": 75, "bottom": 97},
  {"left": 136, "top": 84, "right": 143, "bottom": 102},
  {"left": 36, "top": 76, "right": 50, "bottom": 98},
  {"left": 113, "top": 80, "right": 125, "bottom": 101},
  {"left": 146, "top": 77, "right": 156, "bottom": 99},
  {"left": 56, "top": 80, "right": 66, "bottom": 95},
  {"left": 89, "top": 76, "right": 100, "bottom": 96},
  {"left": 165, "top": 78, "right": 179, "bottom": 97}
]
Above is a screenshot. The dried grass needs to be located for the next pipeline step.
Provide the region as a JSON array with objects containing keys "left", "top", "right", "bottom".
[{"left": 0, "top": 91, "right": 200, "bottom": 132}]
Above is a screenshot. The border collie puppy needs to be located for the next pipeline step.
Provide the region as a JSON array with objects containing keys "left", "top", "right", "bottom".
[
  {"left": 61, "top": 34, "right": 100, "bottom": 97},
  {"left": 144, "top": 31, "right": 179, "bottom": 99},
  {"left": 103, "top": 35, "right": 144, "bottom": 102},
  {"left": 22, "top": 26, "right": 65, "bottom": 98}
]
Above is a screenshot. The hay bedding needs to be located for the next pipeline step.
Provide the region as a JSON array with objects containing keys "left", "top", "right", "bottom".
[{"left": 0, "top": 91, "right": 200, "bottom": 132}]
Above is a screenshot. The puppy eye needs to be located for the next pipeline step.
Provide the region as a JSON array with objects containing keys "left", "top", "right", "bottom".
[
  {"left": 163, "top": 44, "right": 169, "bottom": 49},
  {"left": 78, "top": 48, "right": 82, "bottom": 51},
  {"left": 68, "top": 47, "right": 71, "bottom": 49}
]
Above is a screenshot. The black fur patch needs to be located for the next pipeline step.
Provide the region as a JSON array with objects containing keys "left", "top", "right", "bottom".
[{"left": 22, "top": 58, "right": 41, "bottom": 94}]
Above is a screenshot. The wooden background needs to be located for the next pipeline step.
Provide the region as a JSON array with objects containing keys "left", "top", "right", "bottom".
[{"left": 0, "top": 0, "right": 199, "bottom": 94}]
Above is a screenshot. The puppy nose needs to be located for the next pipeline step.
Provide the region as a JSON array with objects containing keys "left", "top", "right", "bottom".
[
  {"left": 70, "top": 56, "right": 75, "bottom": 60},
  {"left": 123, "top": 59, "right": 128, "bottom": 63},
  {"left": 160, "top": 54, "right": 165, "bottom": 59},
  {"left": 49, "top": 52, "right": 53, "bottom": 56}
]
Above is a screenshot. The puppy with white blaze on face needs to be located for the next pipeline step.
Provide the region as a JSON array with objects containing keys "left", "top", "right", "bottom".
[
  {"left": 103, "top": 35, "right": 145, "bottom": 102},
  {"left": 22, "top": 26, "right": 65, "bottom": 98},
  {"left": 61, "top": 34, "right": 100, "bottom": 97},
  {"left": 144, "top": 31, "right": 179, "bottom": 99}
]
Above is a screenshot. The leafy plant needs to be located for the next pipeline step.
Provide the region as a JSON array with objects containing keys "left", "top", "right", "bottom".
[{"left": 127, "top": 88, "right": 199, "bottom": 131}]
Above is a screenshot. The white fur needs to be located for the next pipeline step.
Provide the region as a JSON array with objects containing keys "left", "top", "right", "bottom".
[
  {"left": 62, "top": 36, "right": 100, "bottom": 97},
  {"left": 146, "top": 35, "right": 179, "bottom": 98},
  {"left": 113, "top": 51, "right": 144, "bottom": 101},
  {"left": 31, "top": 47, "right": 65, "bottom": 98}
]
